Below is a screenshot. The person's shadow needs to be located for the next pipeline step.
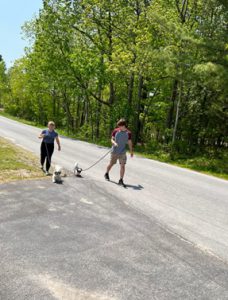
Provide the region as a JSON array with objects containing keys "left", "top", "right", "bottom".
[
  {"left": 125, "top": 184, "right": 144, "bottom": 190},
  {"left": 109, "top": 180, "right": 144, "bottom": 190}
]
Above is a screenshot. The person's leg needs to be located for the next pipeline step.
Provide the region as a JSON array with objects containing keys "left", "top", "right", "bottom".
[
  {"left": 105, "top": 163, "right": 114, "bottom": 180},
  {"left": 105, "top": 154, "right": 117, "bottom": 180},
  {"left": 118, "top": 154, "right": 127, "bottom": 186},
  {"left": 106, "top": 162, "right": 114, "bottom": 174},
  {"left": 120, "top": 163, "right": 125, "bottom": 179},
  {"left": 45, "top": 143, "right": 54, "bottom": 172},
  {"left": 40, "top": 142, "right": 46, "bottom": 169}
]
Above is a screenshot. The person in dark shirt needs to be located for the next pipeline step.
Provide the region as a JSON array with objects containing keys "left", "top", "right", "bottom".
[
  {"left": 104, "top": 118, "right": 133, "bottom": 187},
  {"left": 39, "top": 121, "right": 61, "bottom": 175}
]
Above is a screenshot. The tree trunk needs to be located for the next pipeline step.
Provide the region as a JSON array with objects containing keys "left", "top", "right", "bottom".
[
  {"left": 167, "top": 79, "right": 178, "bottom": 130},
  {"left": 128, "top": 72, "right": 135, "bottom": 107},
  {"left": 172, "top": 82, "right": 182, "bottom": 144},
  {"left": 126, "top": 72, "right": 135, "bottom": 123},
  {"left": 62, "top": 89, "right": 73, "bottom": 132},
  {"left": 134, "top": 75, "right": 143, "bottom": 145},
  {"left": 52, "top": 92, "right": 56, "bottom": 119},
  {"left": 96, "top": 101, "right": 102, "bottom": 139}
]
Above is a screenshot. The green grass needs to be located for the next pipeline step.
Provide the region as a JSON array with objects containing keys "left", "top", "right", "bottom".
[
  {"left": 0, "top": 111, "right": 43, "bottom": 128},
  {"left": 0, "top": 137, "right": 44, "bottom": 183},
  {"left": 1, "top": 111, "right": 227, "bottom": 180},
  {"left": 136, "top": 151, "right": 228, "bottom": 180}
]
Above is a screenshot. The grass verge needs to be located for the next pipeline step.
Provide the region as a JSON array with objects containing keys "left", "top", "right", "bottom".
[
  {"left": 135, "top": 151, "right": 228, "bottom": 180},
  {"left": 0, "top": 137, "right": 44, "bottom": 184}
]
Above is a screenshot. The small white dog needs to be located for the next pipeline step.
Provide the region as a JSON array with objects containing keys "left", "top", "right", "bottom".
[{"left": 52, "top": 165, "right": 62, "bottom": 183}]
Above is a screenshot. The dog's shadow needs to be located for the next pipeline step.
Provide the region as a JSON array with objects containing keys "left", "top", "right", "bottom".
[
  {"left": 53, "top": 180, "right": 64, "bottom": 185},
  {"left": 75, "top": 174, "right": 84, "bottom": 178}
]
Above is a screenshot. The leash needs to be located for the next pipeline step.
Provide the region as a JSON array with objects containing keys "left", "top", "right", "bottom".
[
  {"left": 44, "top": 142, "right": 51, "bottom": 164},
  {"left": 44, "top": 141, "right": 52, "bottom": 167},
  {"left": 82, "top": 148, "right": 112, "bottom": 172},
  {"left": 43, "top": 130, "right": 53, "bottom": 169},
  {"left": 74, "top": 148, "right": 112, "bottom": 176}
]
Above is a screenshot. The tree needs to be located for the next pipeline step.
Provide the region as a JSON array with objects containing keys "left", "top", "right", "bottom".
[
  {"left": 2, "top": 0, "right": 227, "bottom": 155},
  {"left": 0, "top": 55, "right": 8, "bottom": 108}
]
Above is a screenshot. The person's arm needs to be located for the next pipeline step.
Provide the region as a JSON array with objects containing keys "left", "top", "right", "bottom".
[
  {"left": 56, "top": 136, "right": 61, "bottom": 151},
  {"left": 127, "top": 130, "right": 133, "bottom": 157},
  {"left": 38, "top": 130, "right": 46, "bottom": 139},
  {"left": 111, "top": 136, "right": 118, "bottom": 147},
  {"left": 128, "top": 139, "right": 133, "bottom": 157},
  {"left": 111, "top": 129, "right": 118, "bottom": 147}
]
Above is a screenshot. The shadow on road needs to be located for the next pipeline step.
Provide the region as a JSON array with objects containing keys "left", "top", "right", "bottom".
[
  {"left": 125, "top": 184, "right": 144, "bottom": 190},
  {"left": 109, "top": 180, "right": 144, "bottom": 190}
]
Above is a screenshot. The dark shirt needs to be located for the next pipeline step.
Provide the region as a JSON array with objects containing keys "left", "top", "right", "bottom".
[{"left": 42, "top": 129, "right": 58, "bottom": 144}]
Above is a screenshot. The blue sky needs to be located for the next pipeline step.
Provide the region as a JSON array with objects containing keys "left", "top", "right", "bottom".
[{"left": 0, "top": 0, "right": 43, "bottom": 68}]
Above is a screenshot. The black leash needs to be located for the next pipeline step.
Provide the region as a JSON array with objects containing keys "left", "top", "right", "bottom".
[
  {"left": 44, "top": 141, "right": 52, "bottom": 169},
  {"left": 74, "top": 148, "right": 112, "bottom": 176},
  {"left": 82, "top": 148, "right": 112, "bottom": 171}
]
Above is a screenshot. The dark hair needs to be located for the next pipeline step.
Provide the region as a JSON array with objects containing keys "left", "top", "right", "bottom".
[{"left": 117, "top": 118, "right": 127, "bottom": 127}]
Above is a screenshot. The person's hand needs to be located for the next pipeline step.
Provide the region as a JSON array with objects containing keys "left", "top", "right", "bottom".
[
  {"left": 58, "top": 146, "right": 61, "bottom": 151},
  {"left": 114, "top": 142, "right": 118, "bottom": 147},
  {"left": 130, "top": 152, "right": 134, "bottom": 158}
]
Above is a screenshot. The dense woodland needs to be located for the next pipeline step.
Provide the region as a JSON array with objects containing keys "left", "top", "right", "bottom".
[{"left": 0, "top": 0, "right": 228, "bottom": 157}]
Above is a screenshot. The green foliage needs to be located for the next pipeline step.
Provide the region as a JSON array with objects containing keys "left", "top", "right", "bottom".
[
  {"left": 0, "top": 55, "right": 9, "bottom": 108},
  {"left": 1, "top": 0, "right": 227, "bottom": 167}
]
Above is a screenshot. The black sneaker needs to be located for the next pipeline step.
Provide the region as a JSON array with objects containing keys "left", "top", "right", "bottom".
[
  {"left": 104, "top": 173, "right": 110, "bottom": 181},
  {"left": 118, "top": 178, "right": 126, "bottom": 188}
]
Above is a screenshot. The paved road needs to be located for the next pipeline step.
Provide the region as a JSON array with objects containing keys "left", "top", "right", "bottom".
[
  {"left": 1, "top": 178, "right": 228, "bottom": 300},
  {"left": 0, "top": 116, "right": 228, "bottom": 299}
]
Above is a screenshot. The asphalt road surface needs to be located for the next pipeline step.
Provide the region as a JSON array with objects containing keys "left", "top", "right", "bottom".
[{"left": 0, "top": 116, "right": 228, "bottom": 299}]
